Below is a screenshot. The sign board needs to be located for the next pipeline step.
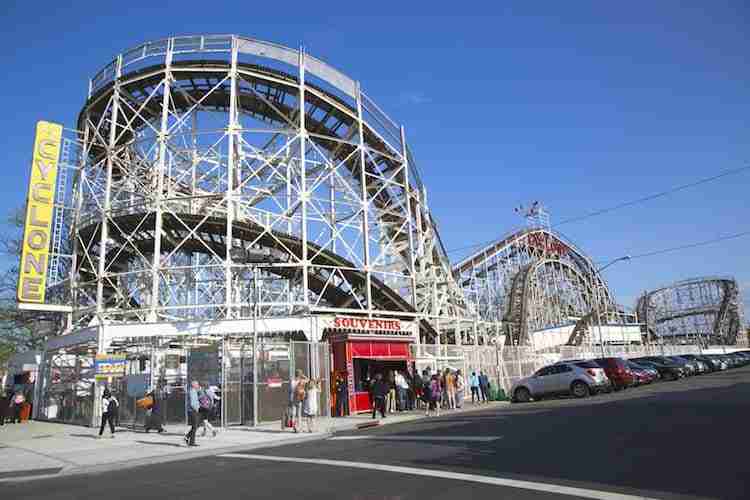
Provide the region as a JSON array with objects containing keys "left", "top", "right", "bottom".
[
  {"left": 94, "top": 354, "right": 127, "bottom": 380},
  {"left": 321, "top": 315, "right": 418, "bottom": 340},
  {"left": 17, "top": 121, "right": 63, "bottom": 304}
]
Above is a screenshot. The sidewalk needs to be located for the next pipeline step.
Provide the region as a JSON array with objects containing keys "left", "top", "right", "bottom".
[{"left": 0, "top": 401, "right": 506, "bottom": 482}]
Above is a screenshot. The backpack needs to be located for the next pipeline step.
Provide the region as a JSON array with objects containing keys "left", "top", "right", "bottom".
[
  {"left": 294, "top": 380, "right": 306, "bottom": 402},
  {"left": 107, "top": 397, "right": 119, "bottom": 414},
  {"left": 198, "top": 392, "right": 212, "bottom": 410}
]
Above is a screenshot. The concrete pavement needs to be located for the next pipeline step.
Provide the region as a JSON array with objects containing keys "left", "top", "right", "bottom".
[
  {"left": 0, "top": 401, "right": 505, "bottom": 482},
  {"left": 6, "top": 367, "right": 747, "bottom": 499}
]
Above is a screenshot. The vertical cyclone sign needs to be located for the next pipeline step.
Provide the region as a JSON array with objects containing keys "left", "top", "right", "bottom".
[{"left": 17, "top": 121, "right": 63, "bottom": 304}]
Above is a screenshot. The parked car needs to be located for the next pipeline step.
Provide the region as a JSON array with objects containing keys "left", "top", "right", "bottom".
[
  {"left": 626, "top": 360, "right": 658, "bottom": 384},
  {"left": 632, "top": 358, "right": 683, "bottom": 381},
  {"left": 729, "top": 352, "right": 750, "bottom": 366},
  {"left": 681, "top": 354, "right": 718, "bottom": 372},
  {"left": 645, "top": 356, "right": 695, "bottom": 376},
  {"left": 592, "top": 357, "right": 635, "bottom": 390},
  {"left": 707, "top": 354, "right": 729, "bottom": 371},
  {"left": 666, "top": 356, "right": 699, "bottom": 375},
  {"left": 510, "top": 362, "right": 610, "bottom": 402}
]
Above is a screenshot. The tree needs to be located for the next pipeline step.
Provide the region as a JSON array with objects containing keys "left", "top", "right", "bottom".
[{"left": 0, "top": 206, "right": 44, "bottom": 376}]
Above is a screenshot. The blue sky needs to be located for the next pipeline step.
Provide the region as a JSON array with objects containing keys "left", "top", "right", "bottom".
[{"left": 1, "top": 1, "right": 748, "bottom": 314}]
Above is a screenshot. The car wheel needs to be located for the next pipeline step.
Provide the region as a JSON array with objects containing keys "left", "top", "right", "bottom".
[
  {"left": 514, "top": 387, "right": 531, "bottom": 403},
  {"left": 571, "top": 381, "right": 590, "bottom": 398}
]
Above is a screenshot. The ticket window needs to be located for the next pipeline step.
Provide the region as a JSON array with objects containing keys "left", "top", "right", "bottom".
[{"left": 352, "top": 358, "right": 408, "bottom": 392}]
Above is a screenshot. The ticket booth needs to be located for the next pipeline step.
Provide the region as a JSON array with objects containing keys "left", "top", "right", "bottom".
[{"left": 324, "top": 316, "right": 417, "bottom": 414}]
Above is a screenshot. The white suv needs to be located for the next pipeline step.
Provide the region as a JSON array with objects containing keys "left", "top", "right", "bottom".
[{"left": 511, "top": 361, "right": 611, "bottom": 403}]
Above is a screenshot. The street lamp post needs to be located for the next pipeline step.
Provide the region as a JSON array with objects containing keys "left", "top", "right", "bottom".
[
  {"left": 230, "top": 247, "right": 287, "bottom": 427},
  {"left": 591, "top": 255, "right": 631, "bottom": 358}
]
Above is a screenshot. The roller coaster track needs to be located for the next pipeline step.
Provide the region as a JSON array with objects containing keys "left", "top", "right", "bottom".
[
  {"left": 636, "top": 277, "right": 742, "bottom": 344},
  {"left": 74, "top": 54, "right": 460, "bottom": 333}
]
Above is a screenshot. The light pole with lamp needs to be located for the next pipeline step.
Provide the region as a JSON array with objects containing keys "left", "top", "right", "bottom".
[
  {"left": 230, "top": 246, "right": 288, "bottom": 426},
  {"left": 591, "top": 255, "right": 631, "bottom": 358}
]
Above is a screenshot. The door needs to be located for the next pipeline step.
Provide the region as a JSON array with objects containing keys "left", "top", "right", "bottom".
[
  {"left": 532, "top": 366, "right": 555, "bottom": 395},
  {"left": 547, "top": 364, "right": 575, "bottom": 393}
]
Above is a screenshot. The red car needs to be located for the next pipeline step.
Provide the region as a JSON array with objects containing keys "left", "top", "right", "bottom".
[
  {"left": 593, "top": 357, "right": 635, "bottom": 390},
  {"left": 626, "top": 360, "right": 657, "bottom": 385}
]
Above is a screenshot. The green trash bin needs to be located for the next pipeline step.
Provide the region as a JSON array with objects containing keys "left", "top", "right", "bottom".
[{"left": 488, "top": 386, "right": 507, "bottom": 401}]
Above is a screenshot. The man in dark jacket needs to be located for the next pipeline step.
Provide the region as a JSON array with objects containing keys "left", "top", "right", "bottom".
[
  {"left": 334, "top": 373, "right": 348, "bottom": 417},
  {"left": 479, "top": 371, "right": 490, "bottom": 403},
  {"left": 370, "top": 374, "right": 388, "bottom": 419}
]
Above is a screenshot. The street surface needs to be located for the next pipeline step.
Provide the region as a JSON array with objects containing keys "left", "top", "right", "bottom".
[{"left": 7, "top": 366, "right": 750, "bottom": 499}]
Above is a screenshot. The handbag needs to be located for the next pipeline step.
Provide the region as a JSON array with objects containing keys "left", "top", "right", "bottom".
[{"left": 136, "top": 396, "right": 154, "bottom": 410}]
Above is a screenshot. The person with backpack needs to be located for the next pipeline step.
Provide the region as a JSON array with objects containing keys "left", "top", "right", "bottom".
[
  {"left": 199, "top": 385, "right": 217, "bottom": 438},
  {"left": 426, "top": 374, "right": 442, "bottom": 417},
  {"left": 289, "top": 370, "right": 307, "bottom": 433},
  {"left": 184, "top": 380, "right": 201, "bottom": 446},
  {"left": 98, "top": 389, "right": 118, "bottom": 438}
]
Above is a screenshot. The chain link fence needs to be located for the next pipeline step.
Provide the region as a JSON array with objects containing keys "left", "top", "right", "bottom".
[{"left": 413, "top": 343, "right": 705, "bottom": 398}]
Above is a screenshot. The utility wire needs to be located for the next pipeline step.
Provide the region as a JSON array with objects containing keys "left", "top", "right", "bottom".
[
  {"left": 554, "top": 164, "right": 750, "bottom": 227},
  {"left": 446, "top": 164, "right": 750, "bottom": 255},
  {"left": 626, "top": 230, "right": 750, "bottom": 260}
]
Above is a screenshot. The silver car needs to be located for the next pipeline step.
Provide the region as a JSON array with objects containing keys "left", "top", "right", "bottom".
[{"left": 511, "top": 361, "right": 610, "bottom": 403}]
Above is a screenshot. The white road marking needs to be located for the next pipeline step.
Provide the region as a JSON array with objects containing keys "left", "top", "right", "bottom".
[
  {"left": 328, "top": 435, "right": 502, "bottom": 442},
  {"left": 218, "top": 453, "right": 658, "bottom": 500}
]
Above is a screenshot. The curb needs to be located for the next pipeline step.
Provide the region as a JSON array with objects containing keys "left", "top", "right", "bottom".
[
  {"left": 1, "top": 401, "right": 508, "bottom": 483},
  {"left": 327, "top": 401, "right": 508, "bottom": 434}
]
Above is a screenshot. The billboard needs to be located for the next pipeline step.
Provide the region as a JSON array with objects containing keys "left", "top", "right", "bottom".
[
  {"left": 94, "top": 354, "right": 127, "bottom": 381},
  {"left": 17, "top": 121, "right": 63, "bottom": 304}
]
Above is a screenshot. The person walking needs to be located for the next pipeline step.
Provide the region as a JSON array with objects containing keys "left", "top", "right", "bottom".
[
  {"left": 290, "top": 370, "right": 308, "bottom": 432},
  {"left": 184, "top": 381, "right": 201, "bottom": 446},
  {"left": 370, "top": 373, "right": 388, "bottom": 419},
  {"left": 199, "top": 385, "right": 217, "bottom": 438},
  {"left": 455, "top": 370, "right": 465, "bottom": 409},
  {"left": 144, "top": 389, "right": 166, "bottom": 433},
  {"left": 445, "top": 369, "right": 456, "bottom": 409},
  {"left": 426, "top": 374, "right": 442, "bottom": 417},
  {"left": 98, "top": 389, "right": 117, "bottom": 438},
  {"left": 469, "top": 371, "right": 480, "bottom": 404},
  {"left": 479, "top": 371, "right": 490, "bottom": 403},
  {"left": 303, "top": 379, "right": 319, "bottom": 433}
]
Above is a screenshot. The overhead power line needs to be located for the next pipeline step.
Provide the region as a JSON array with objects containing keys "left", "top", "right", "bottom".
[
  {"left": 446, "top": 164, "right": 750, "bottom": 255},
  {"left": 626, "top": 230, "right": 750, "bottom": 260}
]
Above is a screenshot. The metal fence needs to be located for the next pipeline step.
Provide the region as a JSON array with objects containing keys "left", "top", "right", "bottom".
[{"left": 413, "top": 343, "right": 705, "bottom": 398}]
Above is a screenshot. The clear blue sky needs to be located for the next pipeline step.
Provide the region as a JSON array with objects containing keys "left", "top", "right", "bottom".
[{"left": 1, "top": 1, "right": 748, "bottom": 314}]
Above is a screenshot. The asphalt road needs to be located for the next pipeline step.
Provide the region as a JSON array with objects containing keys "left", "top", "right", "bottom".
[{"left": 7, "top": 366, "right": 750, "bottom": 499}]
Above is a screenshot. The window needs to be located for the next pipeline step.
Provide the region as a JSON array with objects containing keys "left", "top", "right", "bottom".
[
  {"left": 536, "top": 366, "right": 554, "bottom": 376},
  {"left": 557, "top": 364, "right": 573, "bottom": 373},
  {"left": 574, "top": 361, "right": 599, "bottom": 369}
]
